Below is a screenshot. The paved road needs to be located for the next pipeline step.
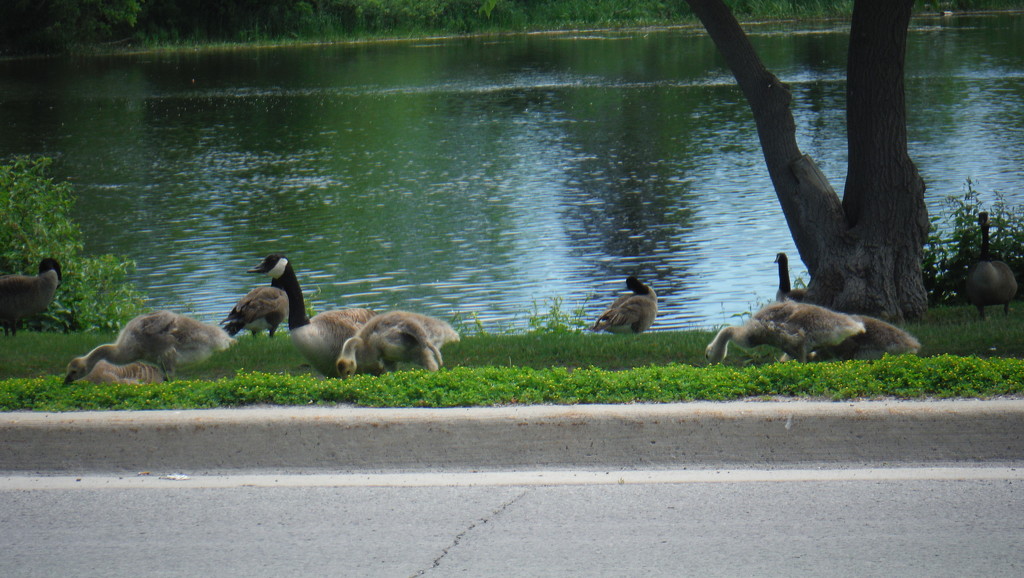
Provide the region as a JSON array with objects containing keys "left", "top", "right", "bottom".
[{"left": 2, "top": 467, "right": 1022, "bottom": 577}]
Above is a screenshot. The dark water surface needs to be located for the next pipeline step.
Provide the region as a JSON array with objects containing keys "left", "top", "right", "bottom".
[{"left": 1, "top": 14, "right": 1022, "bottom": 330}]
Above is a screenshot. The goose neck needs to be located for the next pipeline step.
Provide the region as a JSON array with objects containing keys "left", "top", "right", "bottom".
[
  {"left": 980, "top": 220, "right": 992, "bottom": 261},
  {"left": 777, "top": 259, "right": 791, "bottom": 293},
  {"left": 275, "top": 265, "right": 310, "bottom": 330}
]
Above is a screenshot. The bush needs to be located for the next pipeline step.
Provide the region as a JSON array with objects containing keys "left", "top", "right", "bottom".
[
  {"left": 0, "top": 156, "right": 145, "bottom": 332},
  {"left": 922, "top": 179, "right": 1024, "bottom": 307},
  {"left": 0, "top": 0, "right": 142, "bottom": 53}
]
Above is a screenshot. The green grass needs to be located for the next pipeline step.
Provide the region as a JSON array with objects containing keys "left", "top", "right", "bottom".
[{"left": 1, "top": 305, "right": 1022, "bottom": 411}]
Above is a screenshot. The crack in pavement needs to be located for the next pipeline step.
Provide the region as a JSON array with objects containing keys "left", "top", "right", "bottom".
[{"left": 413, "top": 489, "right": 529, "bottom": 576}]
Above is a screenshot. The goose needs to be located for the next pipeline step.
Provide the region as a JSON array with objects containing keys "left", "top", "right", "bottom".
[
  {"left": 705, "top": 300, "right": 866, "bottom": 363},
  {"left": 0, "top": 258, "right": 62, "bottom": 336},
  {"left": 811, "top": 315, "right": 921, "bottom": 360},
  {"left": 335, "top": 311, "right": 460, "bottom": 377},
  {"left": 221, "top": 282, "right": 289, "bottom": 337},
  {"left": 64, "top": 310, "right": 235, "bottom": 382},
  {"left": 966, "top": 211, "right": 1017, "bottom": 319},
  {"left": 590, "top": 276, "right": 658, "bottom": 334},
  {"left": 73, "top": 360, "right": 166, "bottom": 385},
  {"left": 774, "top": 252, "right": 807, "bottom": 302},
  {"left": 248, "top": 254, "right": 377, "bottom": 377}
]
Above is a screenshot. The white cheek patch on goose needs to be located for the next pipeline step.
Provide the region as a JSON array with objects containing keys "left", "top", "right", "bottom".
[{"left": 268, "top": 257, "right": 289, "bottom": 279}]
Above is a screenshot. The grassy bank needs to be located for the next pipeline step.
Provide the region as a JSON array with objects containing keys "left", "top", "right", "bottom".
[
  {"left": 118, "top": 1, "right": 1024, "bottom": 52},
  {"left": 1, "top": 305, "right": 1022, "bottom": 411},
  {"left": 6, "top": 0, "right": 1024, "bottom": 55}
]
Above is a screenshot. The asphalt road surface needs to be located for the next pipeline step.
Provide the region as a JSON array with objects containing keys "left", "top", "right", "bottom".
[{"left": 2, "top": 467, "right": 1022, "bottom": 577}]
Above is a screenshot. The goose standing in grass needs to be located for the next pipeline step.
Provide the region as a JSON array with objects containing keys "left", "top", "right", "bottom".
[
  {"left": 221, "top": 281, "right": 289, "bottom": 337},
  {"left": 0, "top": 258, "right": 62, "bottom": 336},
  {"left": 590, "top": 276, "right": 658, "bottom": 334},
  {"left": 64, "top": 310, "right": 235, "bottom": 382},
  {"left": 774, "top": 252, "right": 807, "bottom": 302},
  {"left": 966, "top": 211, "right": 1017, "bottom": 319},
  {"left": 72, "top": 360, "right": 166, "bottom": 385},
  {"left": 705, "top": 300, "right": 865, "bottom": 364},
  {"left": 811, "top": 315, "right": 921, "bottom": 360},
  {"left": 335, "top": 311, "right": 460, "bottom": 377},
  {"left": 249, "top": 254, "right": 377, "bottom": 377}
]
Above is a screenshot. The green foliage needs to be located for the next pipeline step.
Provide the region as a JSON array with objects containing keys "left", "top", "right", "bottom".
[
  {"left": 526, "top": 297, "right": 590, "bottom": 335},
  {"left": 0, "top": 0, "right": 142, "bottom": 53},
  {"left": 3, "top": 354, "right": 1022, "bottom": 411},
  {"left": 922, "top": 179, "right": 1024, "bottom": 307},
  {"left": 723, "top": 0, "right": 853, "bottom": 18},
  {"left": 0, "top": 156, "right": 145, "bottom": 333}
]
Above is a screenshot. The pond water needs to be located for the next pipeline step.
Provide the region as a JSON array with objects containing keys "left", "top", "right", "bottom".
[{"left": 1, "top": 14, "right": 1022, "bottom": 331}]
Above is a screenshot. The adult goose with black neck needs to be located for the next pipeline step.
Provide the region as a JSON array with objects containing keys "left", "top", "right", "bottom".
[
  {"left": 966, "top": 211, "right": 1017, "bottom": 319},
  {"left": 774, "top": 252, "right": 806, "bottom": 302},
  {"left": 249, "top": 254, "right": 376, "bottom": 377}
]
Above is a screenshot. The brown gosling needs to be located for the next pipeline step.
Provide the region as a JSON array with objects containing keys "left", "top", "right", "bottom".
[
  {"left": 705, "top": 301, "right": 866, "bottom": 364},
  {"left": 590, "top": 276, "right": 658, "bottom": 334},
  {"left": 73, "top": 360, "right": 166, "bottom": 385},
  {"left": 810, "top": 315, "right": 921, "bottom": 360},
  {"left": 966, "top": 211, "right": 1017, "bottom": 319},
  {"left": 0, "top": 258, "right": 62, "bottom": 336},
  {"left": 335, "top": 311, "right": 460, "bottom": 377},
  {"left": 64, "top": 310, "right": 235, "bottom": 382},
  {"left": 221, "top": 283, "right": 289, "bottom": 337},
  {"left": 248, "top": 254, "right": 376, "bottom": 377},
  {"left": 774, "top": 252, "right": 807, "bottom": 302}
]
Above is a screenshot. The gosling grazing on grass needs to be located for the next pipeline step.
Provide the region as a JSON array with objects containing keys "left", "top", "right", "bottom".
[
  {"left": 221, "top": 282, "right": 289, "bottom": 337},
  {"left": 810, "top": 315, "right": 921, "bottom": 360},
  {"left": 590, "top": 276, "right": 658, "bottom": 334},
  {"left": 774, "top": 252, "right": 807, "bottom": 302},
  {"left": 64, "top": 310, "right": 235, "bottom": 383},
  {"left": 705, "top": 300, "right": 866, "bottom": 364},
  {"left": 73, "top": 360, "right": 166, "bottom": 385},
  {"left": 0, "top": 258, "right": 62, "bottom": 336},
  {"left": 335, "top": 311, "right": 460, "bottom": 377},
  {"left": 249, "top": 254, "right": 377, "bottom": 377},
  {"left": 966, "top": 211, "right": 1017, "bottom": 319}
]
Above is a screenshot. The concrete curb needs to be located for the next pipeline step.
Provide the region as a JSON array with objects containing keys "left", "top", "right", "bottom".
[{"left": 2, "top": 400, "right": 1023, "bottom": 474}]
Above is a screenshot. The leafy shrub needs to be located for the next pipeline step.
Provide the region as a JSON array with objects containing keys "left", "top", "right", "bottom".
[
  {"left": 0, "top": 0, "right": 143, "bottom": 53},
  {"left": 0, "top": 156, "right": 145, "bottom": 332},
  {"left": 527, "top": 296, "right": 590, "bottom": 334},
  {"left": 922, "top": 179, "right": 1024, "bottom": 307}
]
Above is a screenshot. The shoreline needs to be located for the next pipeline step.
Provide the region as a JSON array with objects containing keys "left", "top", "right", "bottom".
[{"left": 4, "top": 9, "right": 1022, "bottom": 61}]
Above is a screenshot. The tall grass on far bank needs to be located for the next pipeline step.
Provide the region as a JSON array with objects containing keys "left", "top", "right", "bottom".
[{"left": 7, "top": 0, "right": 1024, "bottom": 54}]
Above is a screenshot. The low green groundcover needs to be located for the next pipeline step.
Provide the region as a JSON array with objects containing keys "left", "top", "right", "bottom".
[{"left": 1, "top": 354, "right": 1020, "bottom": 412}]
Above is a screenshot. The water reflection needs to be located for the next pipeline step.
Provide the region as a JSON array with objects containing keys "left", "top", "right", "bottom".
[{"left": 0, "top": 16, "right": 1022, "bottom": 331}]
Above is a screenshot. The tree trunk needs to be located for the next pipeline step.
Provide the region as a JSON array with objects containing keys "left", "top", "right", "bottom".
[{"left": 685, "top": 0, "right": 928, "bottom": 321}]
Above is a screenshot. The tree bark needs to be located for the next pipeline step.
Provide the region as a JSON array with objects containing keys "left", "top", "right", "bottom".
[{"left": 685, "top": 0, "right": 928, "bottom": 320}]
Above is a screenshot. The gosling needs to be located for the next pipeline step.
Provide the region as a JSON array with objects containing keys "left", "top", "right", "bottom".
[
  {"left": 705, "top": 301, "right": 865, "bottom": 363},
  {"left": 72, "top": 360, "right": 166, "bottom": 385},
  {"left": 810, "top": 315, "right": 921, "bottom": 360},
  {"left": 64, "top": 310, "right": 235, "bottom": 382},
  {"left": 335, "top": 311, "right": 460, "bottom": 377}
]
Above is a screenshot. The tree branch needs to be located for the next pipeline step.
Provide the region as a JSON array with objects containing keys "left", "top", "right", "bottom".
[{"left": 683, "top": 0, "right": 846, "bottom": 272}]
